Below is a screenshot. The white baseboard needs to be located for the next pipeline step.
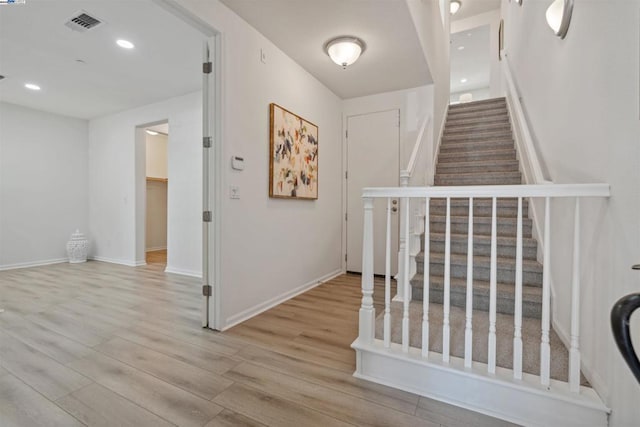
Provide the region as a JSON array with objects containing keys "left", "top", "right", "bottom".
[
  {"left": 90, "top": 256, "right": 142, "bottom": 267},
  {"left": 164, "top": 266, "right": 202, "bottom": 278},
  {"left": 222, "top": 269, "right": 343, "bottom": 331},
  {"left": 146, "top": 246, "right": 167, "bottom": 252},
  {"left": 0, "top": 258, "right": 67, "bottom": 271}
]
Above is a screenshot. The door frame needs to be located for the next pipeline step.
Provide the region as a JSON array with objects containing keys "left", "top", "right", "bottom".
[
  {"left": 154, "top": 0, "right": 223, "bottom": 330},
  {"left": 342, "top": 108, "right": 402, "bottom": 275}
]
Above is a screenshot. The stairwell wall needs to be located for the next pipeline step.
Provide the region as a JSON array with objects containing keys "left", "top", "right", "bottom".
[{"left": 501, "top": 0, "right": 640, "bottom": 424}]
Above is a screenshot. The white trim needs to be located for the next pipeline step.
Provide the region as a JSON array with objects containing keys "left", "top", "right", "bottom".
[
  {"left": 90, "top": 256, "right": 144, "bottom": 267},
  {"left": 146, "top": 246, "right": 167, "bottom": 252},
  {"left": 405, "top": 115, "right": 431, "bottom": 176},
  {"left": 353, "top": 339, "right": 609, "bottom": 427},
  {"left": 222, "top": 269, "right": 343, "bottom": 331},
  {"left": 0, "top": 258, "right": 67, "bottom": 271},
  {"left": 164, "top": 266, "right": 202, "bottom": 278},
  {"left": 362, "top": 183, "right": 610, "bottom": 199}
]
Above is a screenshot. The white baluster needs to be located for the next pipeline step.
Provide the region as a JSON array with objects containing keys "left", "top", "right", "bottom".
[
  {"left": 402, "top": 196, "right": 411, "bottom": 352},
  {"left": 488, "top": 197, "right": 497, "bottom": 374},
  {"left": 422, "top": 197, "right": 430, "bottom": 358},
  {"left": 541, "top": 197, "right": 552, "bottom": 385},
  {"left": 513, "top": 197, "right": 523, "bottom": 379},
  {"left": 464, "top": 197, "right": 474, "bottom": 368},
  {"left": 396, "top": 171, "right": 410, "bottom": 301},
  {"left": 443, "top": 197, "right": 451, "bottom": 363},
  {"left": 359, "top": 197, "right": 375, "bottom": 344},
  {"left": 569, "top": 198, "right": 581, "bottom": 392},
  {"left": 384, "top": 198, "right": 392, "bottom": 348}
]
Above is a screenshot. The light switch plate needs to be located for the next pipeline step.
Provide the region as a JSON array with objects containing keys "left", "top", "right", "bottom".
[{"left": 230, "top": 186, "right": 240, "bottom": 199}]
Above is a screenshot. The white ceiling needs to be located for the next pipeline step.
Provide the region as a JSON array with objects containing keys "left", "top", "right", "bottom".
[
  {"left": 0, "top": 0, "right": 205, "bottom": 119},
  {"left": 451, "top": 0, "right": 500, "bottom": 22},
  {"left": 450, "top": 24, "right": 490, "bottom": 94},
  {"left": 220, "top": 0, "right": 431, "bottom": 99}
]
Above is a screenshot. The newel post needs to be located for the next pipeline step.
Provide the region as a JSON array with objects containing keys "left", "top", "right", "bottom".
[
  {"left": 359, "top": 197, "right": 375, "bottom": 344},
  {"left": 395, "top": 171, "right": 410, "bottom": 301}
]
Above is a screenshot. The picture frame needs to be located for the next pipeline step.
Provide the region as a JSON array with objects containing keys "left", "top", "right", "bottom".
[{"left": 269, "top": 103, "right": 319, "bottom": 199}]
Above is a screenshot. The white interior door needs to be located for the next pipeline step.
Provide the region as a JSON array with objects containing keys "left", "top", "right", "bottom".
[{"left": 346, "top": 109, "right": 400, "bottom": 275}]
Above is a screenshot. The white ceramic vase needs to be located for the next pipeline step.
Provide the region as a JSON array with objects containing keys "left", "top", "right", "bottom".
[{"left": 66, "top": 229, "right": 88, "bottom": 263}]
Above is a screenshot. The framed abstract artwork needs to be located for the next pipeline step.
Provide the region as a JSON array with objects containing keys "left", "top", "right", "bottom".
[{"left": 269, "top": 103, "right": 319, "bottom": 199}]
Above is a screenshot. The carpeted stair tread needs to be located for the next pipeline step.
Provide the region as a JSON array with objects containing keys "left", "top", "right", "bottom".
[
  {"left": 437, "top": 149, "right": 516, "bottom": 163},
  {"left": 435, "top": 175, "right": 522, "bottom": 186},
  {"left": 445, "top": 115, "right": 509, "bottom": 127},
  {"left": 439, "top": 140, "right": 515, "bottom": 152},
  {"left": 444, "top": 122, "right": 512, "bottom": 135},
  {"left": 426, "top": 232, "right": 538, "bottom": 259},
  {"left": 417, "top": 251, "right": 543, "bottom": 277},
  {"left": 442, "top": 131, "right": 514, "bottom": 143},
  {"left": 436, "top": 159, "right": 520, "bottom": 174},
  {"left": 447, "top": 108, "right": 509, "bottom": 121}
]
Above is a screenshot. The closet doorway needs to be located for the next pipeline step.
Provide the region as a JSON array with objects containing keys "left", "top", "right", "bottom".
[{"left": 145, "top": 122, "right": 169, "bottom": 268}]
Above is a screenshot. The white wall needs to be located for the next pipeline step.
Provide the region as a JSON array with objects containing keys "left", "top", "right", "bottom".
[
  {"left": 451, "top": 9, "right": 502, "bottom": 98},
  {"left": 0, "top": 102, "right": 89, "bottom": 269},
  {"left": 89, "top": 92, "right": 201, "bottom": 276},
  {"left": 501, "top": 1, "right": 640, "bottom": 425},
  {"left": 146, "top": 133, "right": 168, "bottom": 179},
  {"left": 450, "top": 87, "right": 491, "bottom": 104},
  {"left": 406, "top": 0, "right": 451, "bottom": 149},
  {"left": 178, "top": 0, "right": 344, "bottom": 328}
]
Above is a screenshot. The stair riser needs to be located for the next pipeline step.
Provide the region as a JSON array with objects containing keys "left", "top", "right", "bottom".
[
  {"left": 438, "top": 150, "right": 516, "bottom": 163},
  {"left": 430, "top": 221, "right": 533, "bottom": 238},
  {"left": 445, "top": 116, "right": 509, "bottom": 127},
  {"left": 444, "top": 124, "right": 512, "bottom": 136},
  {"left": 420, "top": 262, "right": 542, "bottom": 286},
  {"left": 430, "top": 204, "right": 527, "bottom": 218},
  {"left": 411, "top": 285, "right": 542, "bottom": 318},
  {"left": 436, "top": 163, "right": 520, "bottom": 174},
  {"left": 447, "top": 109, "right": 508, "bottom": 122},
  {"left": 449, "top": 103, "right": 507, "bottom": 115},
  {"left": 442, "top": 133, "right": 513, "bottom": 144},
  {"left": 440, "top": 142, "right": 514, "bottom": 153},
  {"left": 427, "top": 239, "right": 538, "bottom": 259},
  {"left": 434, "top": 176, "right": 522, "bottom": 186}
]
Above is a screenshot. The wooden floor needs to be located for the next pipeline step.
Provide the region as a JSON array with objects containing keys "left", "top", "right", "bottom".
[
  {"left": 0, "top": 262, "right": 516, "bottom": 427},
  {"left": 146, "top": 249, "right": 167, "bottom": 267}
]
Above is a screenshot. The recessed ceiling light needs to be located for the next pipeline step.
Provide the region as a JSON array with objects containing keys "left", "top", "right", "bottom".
[
  {"left": 25, "top": 83, "right": 41, "bottom": 91},
  {"left": 458, "top": 46, "right": 465, "bottom": 51},
  {"left": 145, "top": 130, "right": 159, "bottom": 136},
  {"left": 460, "top": 78, "right": 468, "bottom": 83},
  {"left": 116, "top": 39, "right": 135, "bottom": 49}
]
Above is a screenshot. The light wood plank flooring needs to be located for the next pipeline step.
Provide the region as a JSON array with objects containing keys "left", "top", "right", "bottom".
[{"left": 0, "top": 262, "right": 517, "bottom": 426}]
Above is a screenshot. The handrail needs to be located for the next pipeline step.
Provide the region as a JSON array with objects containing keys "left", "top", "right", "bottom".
[
  {"left": 362, "top": 183, "right": 610, "bottom": 199},
  {"left": 404, "top": 115, "right": 431, "bottom": 177},
  {"left": 611, "top": 293, "right": 640, "bottom": 384},
  {"left": 502, "top": 54, "right": 551, "bottom": 185}
]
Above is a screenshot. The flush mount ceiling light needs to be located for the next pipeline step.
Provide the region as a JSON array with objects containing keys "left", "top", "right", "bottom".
[
  {"left": 546, "top": 0, "right": 573, "bottom": 39},
  {"left": 324, "top": 36, "right": 366, "bottom": 69},
  {"left": 116, "top": 39, "right": 135, "bottom": 49},
  {"left": 450, "top": 0, "right": 462, "bottom": 15},
  {"left": 460, "top": 78, "right": 468, "bottom": 83},
  {"left": 145, "top": 130, "right": 159, "bottom": 136},
  {"left": 24, "top": 83, "right": 41, "bottom": 91}
]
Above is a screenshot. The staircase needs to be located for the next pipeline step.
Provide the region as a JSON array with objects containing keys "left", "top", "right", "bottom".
[{"left": 411, "top": 97, "right": 543, "bottom": 318}]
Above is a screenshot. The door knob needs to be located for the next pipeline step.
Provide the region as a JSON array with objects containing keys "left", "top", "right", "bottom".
[
  {"left": 632, "top": 265, "right": 640, "bottom": 270},
  {"left": 392, "top": 200, "right": 398, "bottom": 205},
  {"left": 391, "top": 207, "right": 398, "bottom": 212}
]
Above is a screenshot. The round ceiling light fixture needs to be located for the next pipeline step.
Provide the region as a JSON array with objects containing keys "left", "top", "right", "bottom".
[
  {"left": 324, "top": 36, "right": 366, "bottom": 69},
  {"left": 450, "top": 0, "right": 462, "bottom": 15},
  {"left": 116, "top": 39, "right": 135, "bottom": 49}
]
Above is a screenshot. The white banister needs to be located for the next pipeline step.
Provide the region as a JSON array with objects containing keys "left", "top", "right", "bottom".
[
  {"left": 488, "top": 197, "right": 498, "bottom": 374},
  {"left": 464, "top": 197, "right": 474, "bottom": 368},
  {"left": 359, "top": 197, "right": 375, "bottom": 344},
  {"left": 402, "top": 196, "right": 411, "bottom": 353},
  {"left": 422, "top": 197, "right": 430, "bottom": 358},
  {"left": 443, "top": 197, "right": 451, "bottom": 363},
  {"left": 395, "top": 172, "right": 411, "bottom": 302},
  {"left": 362, "top": 184, "right": 609, "bottom": 199},
  {"left": 384, "top": 198, "right": 392, "bottom": 348},
  {"left": 514, "top": 197, "right": 524, "bottom": 380},
  {"left": 541, "top": 197, "right": 552, "bottom": 385},
  {"left": 406, "top": 115, "right": 431, "bottom": 177},
  {"left": 569, "top": 198, "right": 581, "bottom": 392}
]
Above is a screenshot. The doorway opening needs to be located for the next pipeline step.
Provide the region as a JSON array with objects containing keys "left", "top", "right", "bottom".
[
  {"left": 450, "top": 24, "right": 491, "bottom": 104},
  {"left": 144, "top": 122, "right": 169, "bottom": 268}
]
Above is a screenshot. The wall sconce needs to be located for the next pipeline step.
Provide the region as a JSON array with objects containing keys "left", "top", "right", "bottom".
[
  {"left": 324, "top": 37, "right": 366, "bottom": 69},
  {"left": 450, "top": 0, "right": 461, "bottom": 15},
  {"left": 546, "top": 0, "right": 573, "bottom": 39}
]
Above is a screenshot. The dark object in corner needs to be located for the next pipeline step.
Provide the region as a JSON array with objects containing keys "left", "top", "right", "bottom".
[{"left": 611, "top": 293, "right": 640, "bottom": 385}]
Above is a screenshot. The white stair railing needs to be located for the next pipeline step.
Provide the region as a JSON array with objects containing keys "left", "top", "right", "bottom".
[{"left": 356, "top": 183, "right": 609, "bottom": 394}]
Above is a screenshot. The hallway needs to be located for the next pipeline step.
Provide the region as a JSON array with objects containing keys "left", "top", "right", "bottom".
[{"left": 0, "top": 263, "right": 515, "bottom": 426}]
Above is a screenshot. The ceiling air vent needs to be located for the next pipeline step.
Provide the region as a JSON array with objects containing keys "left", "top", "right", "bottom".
[{"left": 65, "top": 11, "right": 103, "bottom": 32}]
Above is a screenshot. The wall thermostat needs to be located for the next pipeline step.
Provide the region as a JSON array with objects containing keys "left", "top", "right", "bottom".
[{"left": 231, "top": 156, "right": 244, "bottom": 171}]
